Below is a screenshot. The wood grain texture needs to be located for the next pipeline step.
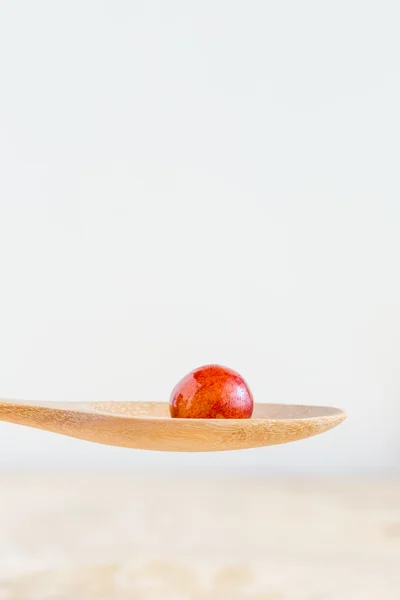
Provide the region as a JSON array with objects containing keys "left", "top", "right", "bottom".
[{"left": 0, "top": 399, "right": 346, "bottom": 451}]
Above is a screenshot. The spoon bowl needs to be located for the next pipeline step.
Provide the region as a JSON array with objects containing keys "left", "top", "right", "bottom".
[{"left": 0, "top": 399, "right": 346, "bottom": 452}]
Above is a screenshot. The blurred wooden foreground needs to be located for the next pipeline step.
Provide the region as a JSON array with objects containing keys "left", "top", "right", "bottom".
[{"left": 0, "top": 474, "right": 399, "bottom": 599}]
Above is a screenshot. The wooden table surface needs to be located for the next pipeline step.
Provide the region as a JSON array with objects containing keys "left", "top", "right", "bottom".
[{"left": 0, "top": 474, "right": 399, "bottom": 599}]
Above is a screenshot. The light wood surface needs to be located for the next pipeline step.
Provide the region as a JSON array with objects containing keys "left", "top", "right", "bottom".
[
  {"left": 0, "top": 399, "right": 346, "bottom": 451},
  {"left": 0, "top": 475, "right": 399, "bottom": 599}
]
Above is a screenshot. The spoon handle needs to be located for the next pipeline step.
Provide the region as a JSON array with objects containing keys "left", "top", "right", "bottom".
[
  {"left": 0, "top": 399, "right": 43, "bottom": 425},
  {"left": 0, "top": 400, "right": 69, "bottom": 432}
]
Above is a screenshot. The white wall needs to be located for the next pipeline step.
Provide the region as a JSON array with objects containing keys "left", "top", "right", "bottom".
[{"left": 0, "top": 0, "right": 399, "bottom": 473}]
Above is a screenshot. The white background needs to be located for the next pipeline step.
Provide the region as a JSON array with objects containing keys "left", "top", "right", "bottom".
[{"left": 0, "top": 0, "right": 399, "bottom": 473}]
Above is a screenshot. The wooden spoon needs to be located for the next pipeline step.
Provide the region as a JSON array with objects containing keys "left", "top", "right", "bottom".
[{"left": 0, "top": 399, "right": 345, "bottom": 452}]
